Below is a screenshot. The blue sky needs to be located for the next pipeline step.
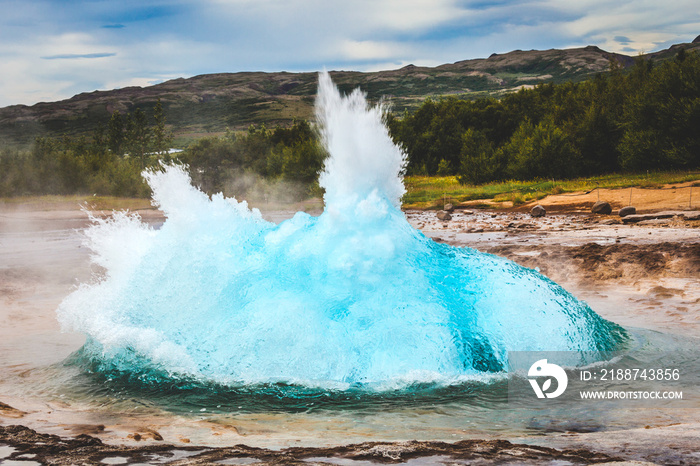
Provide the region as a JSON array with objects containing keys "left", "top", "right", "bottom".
[{"left": 1, "top": 0, "right": 698, "bottom": 107}]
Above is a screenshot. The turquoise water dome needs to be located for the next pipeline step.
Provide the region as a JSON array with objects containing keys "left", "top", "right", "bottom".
[{"left": 57, "top": 72, "right": 626, "bottom": 389}]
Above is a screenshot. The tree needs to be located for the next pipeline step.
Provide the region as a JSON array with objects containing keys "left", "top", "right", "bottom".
[
  {"left": 457, "top": 129, "right": 502, "bottom": 184},
  {"left": 279, "top": 140, "right": 326, "bottom": 184},
  {"left": 619, "top": 52, "right": 700, "bottom": 170},
  {"left": 107, "top": 111, "right": 125, "bottom": 155},
  {"left": 184, "top": 136, "right": 239, "bottom": 193},
  {"left": 502, "top": 118, "right": 578, "bottom": 180},
  {"left": 152, "top": 99, "right": 172, "bottom": 156},
  {"left": 125, "top": 108, "right": 151, "bottom": 167}
]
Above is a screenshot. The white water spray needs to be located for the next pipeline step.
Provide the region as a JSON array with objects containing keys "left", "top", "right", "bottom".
[{"left": 57, "top": 72, "right": 625, "bottom": 388}]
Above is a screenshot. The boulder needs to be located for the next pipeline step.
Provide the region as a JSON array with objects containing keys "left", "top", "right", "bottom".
[
  {"left": 443, "top": 203, "right": 454, "bottom": 212},
  {"left": 530, "top": 205, "right": 546, "bottom": 217},
  {"left": 618, "top": 206, "right": 636, "bottom": 217},
  {"left": 591, "top": 201, "right": 612, "bottom": 215},
  {"left": 436, "top": 211, "right": 452, "bottom": 221}
]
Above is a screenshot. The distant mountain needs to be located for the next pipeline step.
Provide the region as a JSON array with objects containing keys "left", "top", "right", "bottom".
[{"left": 2, "top": 37, "right": 699, "bottom": 148}]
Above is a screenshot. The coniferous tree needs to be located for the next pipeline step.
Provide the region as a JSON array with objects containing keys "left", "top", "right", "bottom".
[
  {"left": 152, "top": 99, "right": 172, "bottom": 156},
  {"left": 107, "top": 111, "right": 125, "bottom": 155},
  {"left": 125, "top": 108, "right": 151, "bottom": 167}
]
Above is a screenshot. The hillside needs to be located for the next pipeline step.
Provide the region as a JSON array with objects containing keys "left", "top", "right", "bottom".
[{"left": 1, "top": 37, "right": 699, "bottom": 148}]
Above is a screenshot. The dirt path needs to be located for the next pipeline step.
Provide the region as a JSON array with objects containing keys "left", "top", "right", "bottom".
[
  {"left": 453, "top": 180, "right": 700, "bottom": 213},
  {"left": 528, "top": 181, "right": 698, "bottom": 213}
]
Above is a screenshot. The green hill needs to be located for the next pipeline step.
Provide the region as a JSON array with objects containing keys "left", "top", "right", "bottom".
[{"left": 1, "top": 37, "right": 699, "bottom": 148}]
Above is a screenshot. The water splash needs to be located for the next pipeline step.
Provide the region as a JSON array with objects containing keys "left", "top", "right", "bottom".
[{"left": 57, "top": 72, "right": 626, "bottom": 389}]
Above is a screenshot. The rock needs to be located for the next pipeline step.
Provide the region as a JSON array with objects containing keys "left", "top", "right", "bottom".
[
  {"left": 0, "top": 425, "right": 624, "bottom": 465},
  {"left": 599, "top": 218, "right": 621, "bottom": 225},
  {"left": 654, "top": 210, "right": 687, "bottom": 217},
  {"left": 127, "top": 429, "right": 162, "bottom": 441},
  {"left": 68, "top": 424, "right": 105, "bottom": 435},
  {"left": 436, "top": 211, "right": 452, "bottom": 221},
  {"left": 618, "top": 206, "right": 636, "bottom": 217},
  {"left": 621, "top": 211, "right": 687, "bottom": 224},
  {"left": 530, "top": 205, "right": 546, "bottom": 217},
  {"left": 591, "top": 201, "right": 612, "bottom": 215},
  {"left": 637, "top": 218, "right": 672, "bottom": 226},
  {"left": 622, "top": 214, "right": 650, "bottom": 224},
  {"left": 443, "top": 203, "right": 454, "bottom": 212},
  {"left": 0, "top": 401, "right": 26, "bottom": 418}
]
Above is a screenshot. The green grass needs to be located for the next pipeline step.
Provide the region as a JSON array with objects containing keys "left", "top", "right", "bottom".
[
  {"left": 402, "top": 170, "right": 700, "bottom": 209},
  {"left": 5, "top": 171, "right": 698, "bottom": 212}
]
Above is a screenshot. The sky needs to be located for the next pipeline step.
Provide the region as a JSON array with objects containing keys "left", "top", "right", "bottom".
[{"left": 0, "top": 0, "right": 699, "bottom": 107}]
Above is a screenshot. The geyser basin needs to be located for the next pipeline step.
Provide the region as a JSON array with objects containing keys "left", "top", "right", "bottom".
[{"left": 57, "top": 72, "right": 626, "bottom": 389}]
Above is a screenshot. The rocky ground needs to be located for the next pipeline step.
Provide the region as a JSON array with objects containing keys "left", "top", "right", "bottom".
[{"left": 0, "top": 424, "right": 631, "bottom": 466}]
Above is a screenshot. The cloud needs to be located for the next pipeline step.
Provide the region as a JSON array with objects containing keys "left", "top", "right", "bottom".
[
  {"left": 559, "top": 0, "right": 700, "bottom": 52},
  {"left": 339, "top": 40, "right": 409, "bottom": 61},
  {"left": 42, "top": 52, "right": 117, "bottom": 59},
  {"left": 365, "top": 0, "right": 469, "bottom": 32},
  {"left": 0, "top": 0, "right": 699, "bottom": 107}
]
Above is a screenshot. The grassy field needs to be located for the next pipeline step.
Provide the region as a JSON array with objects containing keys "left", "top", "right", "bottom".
[
  {"left": 3, "top": 171, "right": 699, "bottom": 212},
  {"left": 402, "top": 171, "right": 700, "bottom": 209}
]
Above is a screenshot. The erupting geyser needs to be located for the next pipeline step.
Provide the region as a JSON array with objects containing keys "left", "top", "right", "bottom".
[{"left": 57, "top": 72, "right": 626, "bottom": 389}]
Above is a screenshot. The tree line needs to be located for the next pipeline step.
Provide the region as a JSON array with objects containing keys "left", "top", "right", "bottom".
[
  {"left": 0, "top": 100, "right": 173, "bottom": 197},
  {"left": 0, "top": 104, "right": 326, "bottom": 199},
  {"left": 387, "top": 50, "right": 700, "bottom": 184},
  {"left": 1, "top": 51, "right": 699, "bottom": 198},
  {"left": 182, "top": 120, "right": 326, "bottom": 200}
]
